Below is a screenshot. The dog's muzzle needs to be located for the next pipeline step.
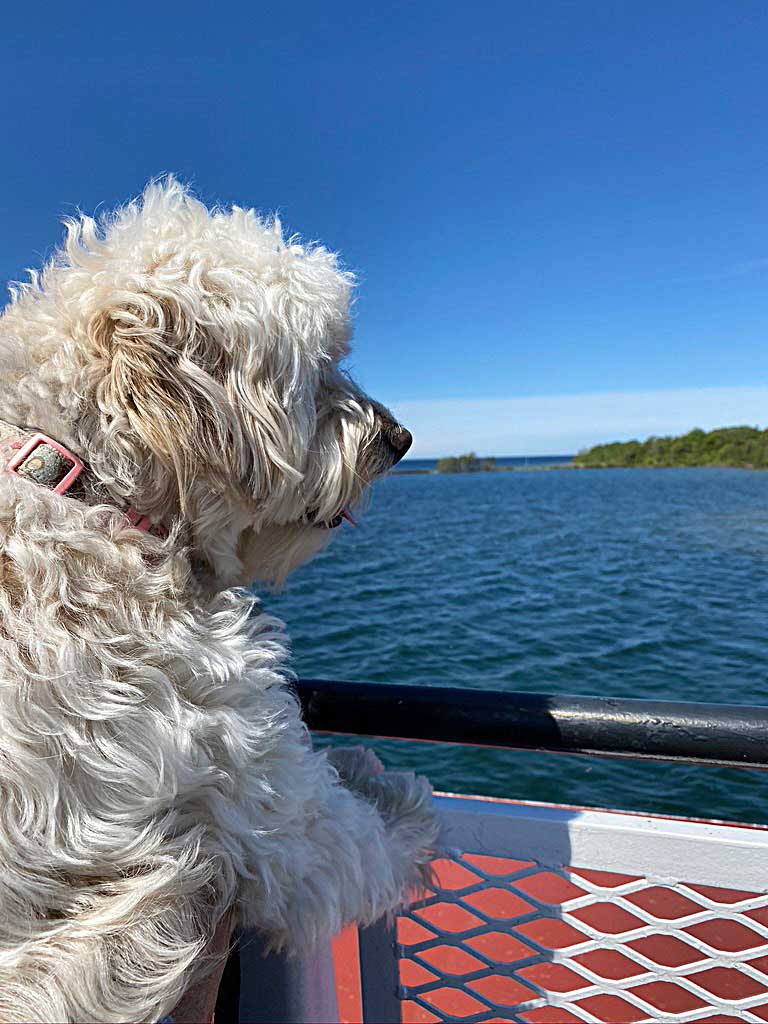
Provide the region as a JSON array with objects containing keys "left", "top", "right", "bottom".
[{"left": 304, "top": 419, "right": 411, "bottom": 530}]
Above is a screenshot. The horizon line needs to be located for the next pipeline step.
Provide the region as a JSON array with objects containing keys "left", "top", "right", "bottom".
[{"left": 387, "top": 386, "right": 768, "bottom": 459}]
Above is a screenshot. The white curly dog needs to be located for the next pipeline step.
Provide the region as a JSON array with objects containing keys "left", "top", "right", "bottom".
[{"left": 0, "top": 179, "right": 438, "bottom": 1023}]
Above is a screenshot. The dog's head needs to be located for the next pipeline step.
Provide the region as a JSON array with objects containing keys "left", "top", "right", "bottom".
[{"left": 2, "top": 179, "right": 410, "bottom": 587}]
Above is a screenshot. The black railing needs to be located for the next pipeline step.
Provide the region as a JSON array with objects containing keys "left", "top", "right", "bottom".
[
  {"left": 215, "top": 681, "right": 768, "bottom": 1022},
  {"left": 295, "top": 679, "right": 768, "bottom": 770}
]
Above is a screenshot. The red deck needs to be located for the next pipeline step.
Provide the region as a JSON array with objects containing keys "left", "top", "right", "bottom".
[{"left": 332, "top": 813, "right": 768, "bottom": 1023}]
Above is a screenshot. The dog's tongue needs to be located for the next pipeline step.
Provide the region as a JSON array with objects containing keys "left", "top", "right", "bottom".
[{"left": 340, "top": 507, "right": 358, "bottom": 526}]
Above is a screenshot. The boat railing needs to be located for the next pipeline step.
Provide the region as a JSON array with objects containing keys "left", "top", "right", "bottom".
[{"left": 222, "top": 680, "right": 768, "bottom": 1024}]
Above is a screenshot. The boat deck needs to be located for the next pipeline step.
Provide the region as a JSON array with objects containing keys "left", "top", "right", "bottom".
[
  {"left": 225, "top": 681, "right": 768, "bottom": 1023},
  {"left": 327, "top": 795, "right": 768, "bottom": 1023}
]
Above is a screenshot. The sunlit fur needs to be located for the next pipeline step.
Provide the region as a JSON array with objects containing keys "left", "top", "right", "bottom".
[{"left": 0, "top": 180, "right": 438, "bottom": 1023}]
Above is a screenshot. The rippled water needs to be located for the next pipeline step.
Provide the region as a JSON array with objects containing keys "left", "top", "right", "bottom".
[{"left": 262, "top": 468, "right": 768, "bottom": 824}]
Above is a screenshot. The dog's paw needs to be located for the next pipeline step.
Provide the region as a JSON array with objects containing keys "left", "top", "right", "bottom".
[
  {"left": 362, "top": 770, "right": 442, "bottom": 896},
  {"left": 327, "top": 748, "right": 441, "bottom": 896},
  {"left": 326, "top": 745, "right": 384, "bottom": 791}
]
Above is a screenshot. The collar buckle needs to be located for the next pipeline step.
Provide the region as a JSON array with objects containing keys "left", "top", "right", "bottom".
[{"left": 4, "top": 433, "right": 85, "bottom": 495}]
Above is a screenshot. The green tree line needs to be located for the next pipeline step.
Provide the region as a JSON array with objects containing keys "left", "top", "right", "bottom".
[
  {"left": 436, "top": 452, "right": 497, "bottom": 473},
  {"left": 574, "top": 426, "right": 768, "bottom": 468}
]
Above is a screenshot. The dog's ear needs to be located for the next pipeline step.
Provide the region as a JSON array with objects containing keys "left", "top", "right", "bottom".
[
  {"left": 84, "top": 292, "right": 243, "bottom": 513},
  {"left": 82, "top": 284, "right": 320, "bottom": 520}
]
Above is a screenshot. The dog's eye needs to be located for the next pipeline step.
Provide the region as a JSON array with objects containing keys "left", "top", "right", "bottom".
[{"left": 304, "top": 508, "right": 343, "bottom": 529}]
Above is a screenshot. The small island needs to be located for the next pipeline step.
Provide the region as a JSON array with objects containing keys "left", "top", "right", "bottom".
[
  {"left": 392, "top": 453, "right": 573, "bottom": 475},
  {"left": 574, "top": 426, "right": 768, "bottom": 469},
  {"left": 436, "top": 452, "right": 497, "bottom": 473}
]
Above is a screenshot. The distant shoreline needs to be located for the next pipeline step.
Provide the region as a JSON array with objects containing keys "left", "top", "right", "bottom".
[
  {"left": 574, "top": 426, "right": 768, "bottom": 470},
  {"left": 391, "top": 462, "right": 768, "bottom": 476},
  {"left": 391, "top": 462, "right": 574, "bottom": 475},
  {"left": 394, "top": 431, "right": 768, "bottom": 474}
]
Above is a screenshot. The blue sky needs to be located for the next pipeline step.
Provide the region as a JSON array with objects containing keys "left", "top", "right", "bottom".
[{"left": 2, "top": 1, "right": 768, "bottom": 455}]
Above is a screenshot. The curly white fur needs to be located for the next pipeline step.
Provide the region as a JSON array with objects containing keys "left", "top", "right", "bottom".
[{"left": 0, "top": 180, "right": 437, "bottom": 1023}]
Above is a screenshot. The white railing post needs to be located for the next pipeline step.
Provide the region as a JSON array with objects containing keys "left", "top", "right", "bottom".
[
  {"left": 236, "top": 932, "right": 339, "bottom": 1023},
  {"left": 358, "top": 920, "right": 402, "bottom": 1023}
]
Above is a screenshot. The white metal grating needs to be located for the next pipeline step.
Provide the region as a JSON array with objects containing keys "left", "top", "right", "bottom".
[{"left": 392, "top": 796, "right": 768, "bottom": 1024}]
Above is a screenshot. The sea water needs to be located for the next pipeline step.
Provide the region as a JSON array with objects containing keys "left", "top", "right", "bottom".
[{"left": 262, "top": 466, "right": 768, "bottom": 824}]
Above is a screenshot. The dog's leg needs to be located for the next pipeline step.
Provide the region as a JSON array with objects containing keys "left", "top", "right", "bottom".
[
  {"left": 235, "top": 743, "right": 439, "bottom": 955},
  {"left": 326, "top": 745, "right": 441, "bottom": 889}
]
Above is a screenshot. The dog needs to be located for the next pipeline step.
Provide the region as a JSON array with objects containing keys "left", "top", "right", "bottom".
[{"left": 0, "top": 179, "right": 439, "bottom": 1023}]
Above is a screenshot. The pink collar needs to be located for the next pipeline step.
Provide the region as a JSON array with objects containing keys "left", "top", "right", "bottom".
[{"left": 0, "top": 421, "right": 163, "bottom": 536}]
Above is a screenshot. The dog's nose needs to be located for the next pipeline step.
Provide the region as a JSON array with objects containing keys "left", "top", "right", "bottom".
[{"left": 387, "top": 425, "right": 412, "bottom": 465}]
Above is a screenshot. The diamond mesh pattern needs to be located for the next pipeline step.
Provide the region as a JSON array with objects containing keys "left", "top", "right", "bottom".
[{"left": 397, "top": 855, "right": 768, "bottom": 1023}]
